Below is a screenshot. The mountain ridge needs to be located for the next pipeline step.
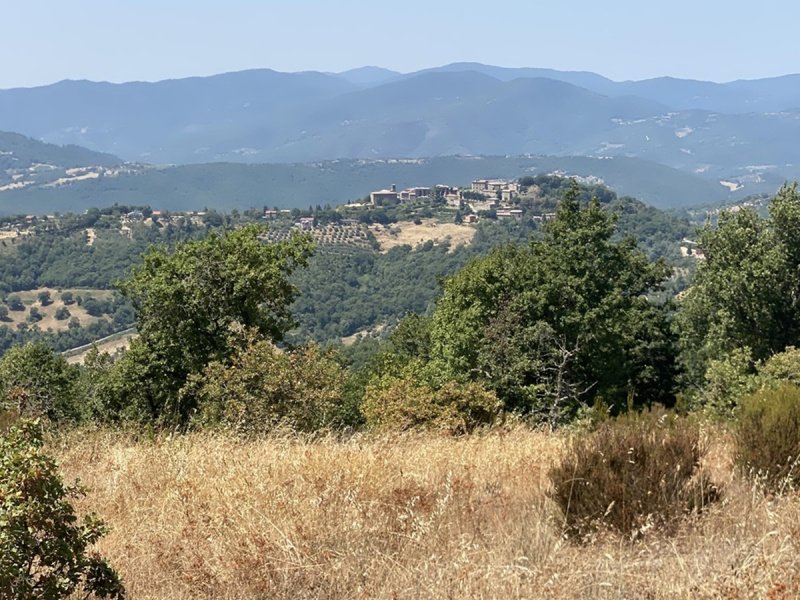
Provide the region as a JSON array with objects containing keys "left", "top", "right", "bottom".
[{"left": 1, "top": 63, "right": 799, "bottom": 194}]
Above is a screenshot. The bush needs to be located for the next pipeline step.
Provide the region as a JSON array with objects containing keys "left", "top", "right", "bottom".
[
  {"left": 191, "top": 331, "right": 346, "bottom": 434},
  {"left": 0, "top": 420, "right": 125, "bottom": 598},
  {"left": 759, "top": 346, "right": 800, "bottom": 385},
  {"left": 548, "top": 411, "right": 718, "bottom": 539},
  {"left": 38, "top": 290, "right": 52, "bottom": 306},
  {"left": 361, "top": 375, "right": 501, "bottom": 434},
  {"left": 55, "top": 306, "right": 71, "bottom": 320},
  {"left": 7, "top": 296, "right": 24, "bottom": 311},
  {"left": 735, "top": 384, "right": 800, "bottom": 493}
]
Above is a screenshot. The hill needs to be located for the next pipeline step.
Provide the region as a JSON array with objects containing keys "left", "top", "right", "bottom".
[
  {"left": 0, "top": 131, "right": 120, "bottom": 169},
  {"left": 0, "top": 155, "right": 729, "bottom": 215}
]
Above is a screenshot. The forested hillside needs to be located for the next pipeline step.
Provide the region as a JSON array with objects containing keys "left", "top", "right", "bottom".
[
  {"left": 0, "top": 176, "right": 692, "bottom": 356},
  {"left": 0, "top": 154, "right": 727, "bottom": 216}
]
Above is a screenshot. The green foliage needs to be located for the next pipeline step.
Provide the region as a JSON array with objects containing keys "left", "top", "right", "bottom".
[
  {"left": 191, "top": 329, "right": 346, "bottom": 434},
  {"left": 27, "top": 306, "right": 42, "bottom": 323},
  {"left": 0, "top": 343, "right": 79, "bottom": 422},
  {"left": 548, "top": 411, "right": 718, "bottom": 539},
  {"left": 114, "top": 225, "right": 314, "bottom": 425},
  {"left": 700, "top": 347, "right": 759, "bottom": 417},
  {"left": 429, "top": 182, "right": 676, "bottom": 418},
  {"left": 696, "top": 346, "right": 800, "bottom": 416},
  {"left": 54, "top": 306, "right": 71, "bottom": 321},
  {"left": 678, "top": 183, "right": 800, "bottom": 385},
  {"left": 361, "top": 375, "right": 500, "bottom": 434},
  {"left": 0, "top": 420, "right": 125, "bottom": 599},
  {"left": 6, "top": 296, "right": 23, "bottom": 311},
  {"left": 0, "top": 306, "right": 7, "bottom": 321},
  {"left": 60, "top": 291, "right": 75, "bottom": 305},
  {"left": 735, "top": 384, "right": 800, "bottom": 493},
  {"left": 37, "top": 290, "right": 52, "bottom": 306}
]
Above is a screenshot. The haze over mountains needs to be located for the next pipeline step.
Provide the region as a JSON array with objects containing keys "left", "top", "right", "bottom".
[{"left": 1, "top": 62, "right": 800, "bottom": 211}]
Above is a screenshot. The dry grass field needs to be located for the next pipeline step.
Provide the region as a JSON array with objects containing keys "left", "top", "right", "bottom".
[
  {"left": 371, "top": 219, "right": 475, "bottom": 253},
  {"left": 2, "top": 287, "right": 112, "bottom": 331},
  {"left": 50, "top": 428, "right": 800, "bottom": 599}
]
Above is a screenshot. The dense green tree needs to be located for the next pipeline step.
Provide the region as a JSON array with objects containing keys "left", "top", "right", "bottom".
[
  {"left": 113, "top": 225, "right": 314, "bottom": 424},
  {"left": 6, "top": 296, "right": 24, "bottom": 311},
  {"left": 677, "top": 183, "right": 800, "bottom": 387},
  {"left": 0, "top": 342, "right": 80, "bottom": 421},
  {"left": 37, "top": 290, "right": 52, "bottom": 306},
  {"left": 429, "top": 182, "right": 676, "bottom": 420}
]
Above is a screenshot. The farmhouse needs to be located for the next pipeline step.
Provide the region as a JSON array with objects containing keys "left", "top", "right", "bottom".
[{"left": 370, "top": 185, "right": 400, "bottom": 205}]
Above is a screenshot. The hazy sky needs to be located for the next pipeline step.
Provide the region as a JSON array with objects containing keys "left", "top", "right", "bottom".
[{"left": 2, "top": 0, "right": 797, "bottom": 88}]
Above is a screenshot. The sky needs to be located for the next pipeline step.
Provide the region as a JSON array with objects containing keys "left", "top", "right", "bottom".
[{"left": 2, "top": 0, "right": 798, "bottom": 88}]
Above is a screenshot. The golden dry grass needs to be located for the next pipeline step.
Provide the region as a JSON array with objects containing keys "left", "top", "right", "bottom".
[
  {"left": 3, "top": 287, "right": 112, "bottom": 331},
  {"left": 50, "top": 428, "right": 800, "bottom": 599},
  {"left": 371, "top": 219, "right": 475, "bottom": 253}
]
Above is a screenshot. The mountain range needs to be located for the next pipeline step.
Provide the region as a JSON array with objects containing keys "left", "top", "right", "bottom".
[{"left": 1, "top": 62, "right": 800, "bottom": 207}]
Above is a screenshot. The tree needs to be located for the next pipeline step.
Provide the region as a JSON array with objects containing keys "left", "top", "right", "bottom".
[
  {"left": 0, "top": 420, "right": 125, "bottom": 599},
  {"left": 7, "top": 296, "right": 24, "bottom": 311},
  {"left": 0, "top": 342, "right": 80, "bottom": 421},
  {"left": 0, "top": 305, "right": 8, "bottom": 322},
  {"left": 55, "top": 306, "right": 71, "bottom": 320},
  {"left": 37, "top": 290, "right": 52, "bottom": 306},
  {"left": 114, "top": 225, "right": 314, "bottom": 425},
  {"left": 27, "top": 306, "right": 42, "bottom": 323},
  {"left": 82, "top": 297, "right": 105, "bottom": 317},
  {"left": 429, "top": 181, "right": 676, "bottom": 419},
  {"left": 677, "top": 183, "right": 800, "bottom": 387},
  {"left": 60, "top": 291, "right": 75, "bottom": 305}
]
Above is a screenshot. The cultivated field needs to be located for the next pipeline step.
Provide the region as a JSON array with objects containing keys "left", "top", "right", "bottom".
[
  {"left": 371, "top": 219, "right": 475, "bottom": 252},
  {"left": 2, "top": 287, "right": 112, "bottom": 331},
  {"left": 51, "top": 428, "right": 800, "bottom": 599}
]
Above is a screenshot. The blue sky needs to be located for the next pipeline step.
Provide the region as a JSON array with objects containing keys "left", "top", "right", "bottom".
[{"left": 2, "top": 0, "right": 797, "bottom": 88}]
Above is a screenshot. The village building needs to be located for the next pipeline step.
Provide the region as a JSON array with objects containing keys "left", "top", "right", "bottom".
[
  {"left": 296, "top": 217, "right": 315, "bottom": 231},
  {"left": 371, "top": 185, "right": 400, "bottom": 205}
]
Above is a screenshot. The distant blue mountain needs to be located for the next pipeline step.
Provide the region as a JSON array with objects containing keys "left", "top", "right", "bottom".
[{"left": 0, "top": 62, "right": 799, "bottom": 196}]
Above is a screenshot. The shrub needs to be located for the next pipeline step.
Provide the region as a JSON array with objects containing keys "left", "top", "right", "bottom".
[
  {"left": 55, "top": 306, "right": 71, "bottom": 320},
  {"left": 548, "top": 411, "right": 718, "bottom": 539},
  {"left": 191, "top": 331, "right": 346, "bottom": 434},
  {"left": 734, "top": 384, "right": 800, "bottom": 493},
  {"left": 759, "top": 346, "right": 800, "bottom": 385},
  {"left": 38, "top": 290, "right": 52, "bottom": 306},
  {"left": 6, "top": 296, "right": 24, "bottom": 311},
  {"left": 0, "top": 420, "right": 125, "bottom": 599},
  {"left": 700, "top": 347, "right": 758, "bottom": 417},
  {"left": 60, "top": 291, "right": 75, "bottom": 305},
  {"left": 361, "top": 375, "right": 501, "bottom": 434}
]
